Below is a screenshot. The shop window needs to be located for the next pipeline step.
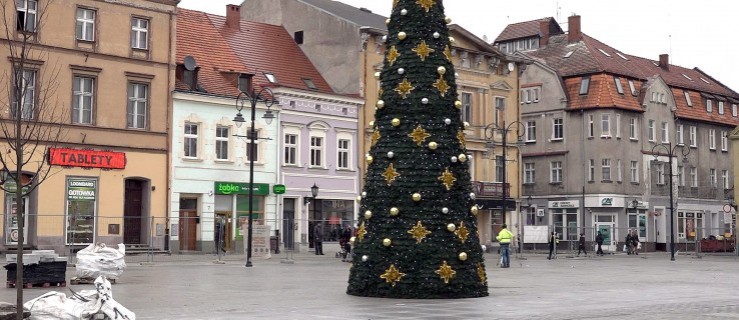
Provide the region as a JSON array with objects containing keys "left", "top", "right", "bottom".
[
  {"left": 66, "top": 177, "right": 97, "bottom": 245},
  {"left": 677, "top": 211, "right": 702, "bottom": 240},
  {"left": 552, "top": 208, "right": 578, "bottom": 241}
]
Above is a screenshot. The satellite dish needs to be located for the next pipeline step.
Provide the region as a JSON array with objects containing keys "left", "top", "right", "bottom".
[
  {"left": 507, "top": 62, "right": 515, "bottom": 72},
  {"left": 184, "top": 56, "right": 197, "bottom": 71}
]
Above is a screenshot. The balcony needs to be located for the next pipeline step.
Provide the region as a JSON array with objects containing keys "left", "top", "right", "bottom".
[{"left": 472, "top": 181, "right": 509, "bottom": 198}]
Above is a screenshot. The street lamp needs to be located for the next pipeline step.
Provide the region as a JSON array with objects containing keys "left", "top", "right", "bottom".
[
  {"left": 234, "top": 88, "right": 276, "bottom": 268},
  {"left": 485, "top": 120, "right": 526, "bottom": 252},
  {"left": 310, "top": 183, "right": 319, "bottom": 251},
  {"left": 651, "top": 141, "right": 690, "bottom": 261}
]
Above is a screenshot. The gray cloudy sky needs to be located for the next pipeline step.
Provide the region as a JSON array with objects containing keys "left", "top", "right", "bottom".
[{"left": 179, "top": 0, "right": 739, "bottom": 92}]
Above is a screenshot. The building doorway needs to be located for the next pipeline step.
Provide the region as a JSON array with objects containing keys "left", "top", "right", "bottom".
[
  {"left": 283, "top": 198, "right": 295, "bottom": 250},
  {"left": 179, "top": 198, "right": 198, "bottom": 251},
  {"left": 214, "top": 212, "right": 232, "bottom": 252},
  {"left": 124, "top": 179, "right": 144, "bottom": 244}
]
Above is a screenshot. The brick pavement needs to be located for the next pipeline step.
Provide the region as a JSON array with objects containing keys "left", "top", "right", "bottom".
[{"left": 2, "top": 250, "right": 739, "bottom": 319}]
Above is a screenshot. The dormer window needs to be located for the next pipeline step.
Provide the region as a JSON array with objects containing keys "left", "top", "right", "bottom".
[
  {"left": 706, "top": 99, "right": 713, "bottom": 113},
  {"left": 627, "top": 80, "right": 637, "bottom": 96},
  {"left": 684, "top": 91, "right": 692, "bottom": 107},
  {"left": 238, "top": 74, "right": 253, "bottom": 93},
  {"left": 579, "top": 76, "right": 590, "bottom": 95},
  {"left": 264, "top": 72, "right": 277, "bottom": 83},
  {"left": 303, "top": 78, "right": 317, "bottom": 90},
  {"left": 614, "top": 77, "right": 624, "bottom": 95}
]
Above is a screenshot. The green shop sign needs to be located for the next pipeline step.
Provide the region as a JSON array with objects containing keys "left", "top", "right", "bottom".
[
  {"left": 273, "top": 184, "right": 286, "bottom": 194},
  {"left": 214, "top": 182, "right": 270, "bottom": 195}
]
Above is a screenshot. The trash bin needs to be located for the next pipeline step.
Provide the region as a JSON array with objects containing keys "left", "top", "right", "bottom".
[{"left": 270, "top": 236, "right": 280, "bottom": 254}]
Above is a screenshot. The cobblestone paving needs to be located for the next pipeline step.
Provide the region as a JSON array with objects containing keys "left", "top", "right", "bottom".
[{"left": 2, "top": 251, "right": 738, "bottom": 319}]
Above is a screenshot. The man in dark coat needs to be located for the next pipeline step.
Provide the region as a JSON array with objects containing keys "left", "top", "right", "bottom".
[
  {"left": 577, "top": 233, "right": 587, "bottom": 256},
  {"left": 547, "top": 231, "right": 557, "bottom": 260},
  {"left": 595, "top": 231, "right": 604, "bottom": 256},
  {"left": 313, "top": 223, "right": 324, "bottom": 255}
]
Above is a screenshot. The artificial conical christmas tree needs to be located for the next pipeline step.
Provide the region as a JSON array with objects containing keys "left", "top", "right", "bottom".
[{"left": 346, "top": 0, "right": 488, "bottom": 299}]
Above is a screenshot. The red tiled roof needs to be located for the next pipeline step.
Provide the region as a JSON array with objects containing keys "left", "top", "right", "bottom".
[
  {"left": 563, "top": 74, "right": 644, "bottom": 112},
  {"left": 176, "top": 9, "right": 246, "bottom": 97},
  {"left": 206, "top": 14, "right": 334, "bottom": 95},
  {"left": 672, "top": 88, "right": 738, "bottom": 126},
  {"left": 494, "top": 17, "right": 561, "bottom": 43}
]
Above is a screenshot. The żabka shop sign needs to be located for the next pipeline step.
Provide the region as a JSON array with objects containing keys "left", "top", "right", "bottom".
[{"left": 48, "top": 148, "right": 126, "bottom": 169}]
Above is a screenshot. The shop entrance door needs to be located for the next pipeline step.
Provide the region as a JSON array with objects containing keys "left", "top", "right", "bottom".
[
  {"left": 5, "top": 194, "right": 28, "bottom": 245},
  {"left": 596, "top": 223, "right": 615, "bottom": 252},
  {"left": 124, "top": 180, "right": 143, "bottom": 244},
  {"left": 214, "top": 213, "right": 232, "bottom": 252},
  {"left": 283, "top": 198, "right": 295, "bottom": 250}
]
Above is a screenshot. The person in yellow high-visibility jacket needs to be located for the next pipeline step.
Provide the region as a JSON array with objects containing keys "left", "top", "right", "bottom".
[{"left": 496, "top": 224, "right": 514, "bottom": 268}]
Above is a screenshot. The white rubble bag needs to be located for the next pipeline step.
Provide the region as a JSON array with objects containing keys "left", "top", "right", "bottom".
[
  {"left": 75, "top": 243, "right": 126, "bottom": 280},
  {"left": 24, "top": 276, "right": 135, "bottom": 320}
]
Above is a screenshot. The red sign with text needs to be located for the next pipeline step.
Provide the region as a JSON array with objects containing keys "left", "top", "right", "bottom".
[{"left": 48, "top": 148, "right": 126, "bottom": 169}]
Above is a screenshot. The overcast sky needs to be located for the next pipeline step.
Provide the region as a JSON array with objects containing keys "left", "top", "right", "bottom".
[{"left": 179, "top": 0, "right": 739, "bottom": 92}]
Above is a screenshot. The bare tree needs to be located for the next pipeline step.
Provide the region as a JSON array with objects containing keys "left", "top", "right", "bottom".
[{"left": 0, "top": 0, "right": 67, "bottom": 316}]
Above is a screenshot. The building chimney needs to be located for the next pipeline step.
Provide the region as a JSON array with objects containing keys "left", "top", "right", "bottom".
[
  {"left": 659, "top": 54, "right": 669, "bottom": 70},
  {"left": 539, "top": 20, "right": 550, "bottom": 46},
  {"left": 226, "top": 5, "right": 241, "bottom": 30},
  {"left": 568, "top": 15, "right": 582, "bottom": 43}
]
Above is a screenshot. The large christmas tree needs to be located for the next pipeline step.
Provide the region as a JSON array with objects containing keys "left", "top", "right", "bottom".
[{"left": 346, "top": 0, "right": 488, "bottom": 299}]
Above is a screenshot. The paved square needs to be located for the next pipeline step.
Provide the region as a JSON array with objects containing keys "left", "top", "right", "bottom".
[{"left": 3, "top": 251, "right": 739, "bottom": 319}]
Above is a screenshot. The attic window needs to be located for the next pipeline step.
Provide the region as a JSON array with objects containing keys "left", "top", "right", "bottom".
[
  {"left": 294, "top": 31, "right": 304, "bottom": 45},
  {"left": 597, "top": 49, "right": 611, "bottom": 57},
  {"left": 700, "top": 77, "right": 710, "bottom": 84},
  {"left": 303, "top": 78, "right": 317, "bottom": 90},
  {"left": 652, "top": 61, "right": 659, "bottom": 67},
  {"left": 238, "top": 74, "right": 253, "bottom": 93},
  {"left": 264, "top": 72, "right": 277, "bottom": 83},
  {"left": 682, "top": 73, "right": 693, "bottom": 81},
  {"left": 563, "top": 51, "right": 573, "bottom": 58},
  {"left": 614, "top": 76, "right": 624, "bottom": 95},
  {"left": 628, "top": 80, "right": 637, "bottom": 96},
  {"left": 579, "top": 76, "right": 590, "bottom": 95},
  {"left": 684, "top": 91, "right": 692, "bottom": 107},
  {"left": 616, "top": 52, "right": 629, "bottom": 60}
]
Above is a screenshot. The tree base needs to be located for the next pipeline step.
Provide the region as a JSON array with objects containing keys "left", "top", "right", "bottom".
[{"left": 346, "top": 285, "right": 489, "bottom": 299}]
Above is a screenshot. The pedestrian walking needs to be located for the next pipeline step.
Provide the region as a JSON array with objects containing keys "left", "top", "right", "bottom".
[
  {"left": 631, "top": 229, "right": 640, "bottom": 255},
  {"left": 496, "top": 224, "right": 514, "bottom": 268},
  {"left": 625, "top": 229, "right": 633, "bottom": 255},
  {"left": 547, "top": 231, "right": 558, "bottom": 260},
  {"left": 214, "top": 217, "right": 226, "bottom": 255},
  {"left": 595, "top": 231, "right": 604, "bottom": 256},
  {"left": 577, "top": 233, "right": 587, "bottom": 256},
  {"left": 339, "top": 224, "right": 352, "bottom": 261},
  {"left": 313, "top": 223, "right": 324, "bottom": 255}
]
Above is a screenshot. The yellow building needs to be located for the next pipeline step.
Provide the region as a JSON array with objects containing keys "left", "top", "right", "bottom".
[{"left": 0, "top": 0, "right": 176, "bottom": 253}]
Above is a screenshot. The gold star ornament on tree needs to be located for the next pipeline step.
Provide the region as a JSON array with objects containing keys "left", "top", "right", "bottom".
[
  {"left": 395, "top": 78, "right": 415, "bottom": 99},
  {"left": 435, "top": 260, "right": 456, "bottom": 284},
  {"left": 416, "top": 0, "right": 436, "bottom": 12},
  {"left": 457, "top": 130, "right": 466, "bottom": 148},
  {"left": 383, "top": 163, "right": 401, "bottom": 186},
  {"left": 412, "top": 41, "right": 435, "bottom": 61},
  {"left": 356, "top": 221, "right": 367, "bottom": 241},
  {"left": 371, "top": 128, "right": 381, "bottom": 146},
  {"left": 387, "top": 45, "right": 400, "bottom": 66},
  {"left": 407, "top": 221, "right": 432, "bottom": 243},
  {"left": 380, "top": 264, "right": 406, "bottom": 287},
  {"left": 477, "top": 263, "right": 487, "bottom": 284},
  {"left": 433, "top": 75, "right": 450, "bottom": 97},
  {"left": 408, "top": 125, "right": 431, "bottom": 146},
  {"left": 438, "top": 168, "right": 456, "bottom": 191},
  {"left": 454, "top": 221, "right": 470, "bottom": 243},
  {"left": 443, "top": 45, "right": 452, "bottom": 61}
]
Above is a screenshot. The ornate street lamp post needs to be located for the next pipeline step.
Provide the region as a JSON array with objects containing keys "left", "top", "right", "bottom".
[{"left": 651, "top": 141, "right": 690, "bottom": 261}]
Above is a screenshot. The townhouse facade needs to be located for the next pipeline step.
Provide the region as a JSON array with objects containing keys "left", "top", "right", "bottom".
[
  {"left": 502, "top": 16, "right": 739, "bottom": 251},
  {"left": 241, "top": 0, "right": 527, "bottom": 245},
  {"left": 0, "top": 0, "right": 176, "bottom": 253},
  {"left": 173, "top": 7, "right": 362, "bottom": 253}
]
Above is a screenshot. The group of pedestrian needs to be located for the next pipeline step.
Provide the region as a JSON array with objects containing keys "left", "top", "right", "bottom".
[
  {"left": 313, "top": 223, "right": 354, "bottom": 260},
  {"left": 625, "top": 229, "right": 640, "bottom": 255}
]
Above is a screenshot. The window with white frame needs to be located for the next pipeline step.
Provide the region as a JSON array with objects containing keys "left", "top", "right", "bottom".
[
  {"left": 733, "top": 104, "right": 738, "bottom": 117},
  {"left": 690, "top": 167, "right": 698, "bottom": 187},
  {"left": 630, "top": 161, "right": 639, "bottom": 183},
  {"left": 524, "top": 162, "right": 535, "bottom": 184},
  {"left": 676, "top": 124, "right": 684, "bottom": 145},
  {"left": 283, "top": 133, "right": 299, "bottom": 165},
  {"left": 678, "top": 166, "right": 685, "bottom": 186},
  {"left": 246, "top": 129, "right": 260, "bottom": 162},
  {"left": 602, "top": 159, "right": 611, "bottom": 181},
  {"left": 579, "top": 77, "right": 590, "bottom": 95},
  {"left": 16, "top": 0, "right": 37, "bottom": 32},
  {"left": 617, "top": 159, "right": 622, "bottom": 182},
  {"left": 183, "top": 122, "right": 198, "bottom": 158},
  {"left": 710, "top": 168, "right": 717, "bottom": 187},
  {"left": 588, "top": 159, "right": 595, "bottom": 182},
  {"left": 553, "top": 118, "right": 563, "bottom": 140},
  {"left": 131, "top": 17, "right": 149, "bottom": 50},
  {"left": 338, "top": 138, "right": 351, "bottom": 170},
  {"left": 709, "top": 129, "right": 716, "bottom": 150},
  {"left": 127, "top": 83, "right": 147, "bottom": 129},
  {"left": 76, "top": 8, "right": 95, "bottom": 41},
  {"left": 532, "top": 87, "right": 540, "bottom": 102},
  {"left": 550, "top": 161, "right": 562, "bottom": 183},
  {"left": 310, "top": 136, "right": 323, "bottom": 167},
  {"left": 660, "top": 122, "right": 669, "bottom": 143},
  {"left": 601, "top": 114, "right": 611, "bottom": 137},
  {"left": 72, "top": 76, "right": 94, "bottom": 124},
  {"left": 629, "top": 118, "right": 638, "bottom": 140},
  {"left": 495, "top": 156, "right": 504, "bottom": 183},
  {"left": 13, "top": 69, "right": 36, "bottom": 120},
  {"left": 689, "top": 126, "right": 697, "bottom": 147},
  {"left": 655, "top": 163, "right": 665, "bottom": 185},
  {"left": 648, "top": 120, "right": 655, "bottom": 142},
  {"left": 614, "top": 77, "right": 624, "bottom": 94},
  {"left": 522, "top": 90, "right": 530, "bottom": 103},
  {"left": 723, "top": 170, "right": 729, "bottom": 189},
  {"left": 719, "top": 101, "right": 725, "bottom": 115},
  {"left": 615, "top": 114, "right": 621, "bottom": 138},
  {"left": 721, "top": 131, "right": 728, "bottom": 151},
  {"left": 684, "top": 91, "right": 692, "bottom": 107},
  {"left": 588, "top": 115, "right": 594, "bottom": 138},
  {"left": 525, "top": 121, "right": 536, "bottom": 142},
  {"left": 215, "top": 126, "right": 229, "bottom": 160},
  {"left": 628, "top": 80, "right": 637, "bottom": 96},
  {"left": 461, "top": 92, "right": 472, "bottom": 123},
  {"left": 678, "top": 211, "right": 702, "bottom": 240},
  {"left": 707, "top": 99, "right": 713, "bottom": 113}
]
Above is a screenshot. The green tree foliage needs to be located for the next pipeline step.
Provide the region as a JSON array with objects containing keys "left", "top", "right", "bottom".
[{"left": 347, "top": 0, "right": 488, "bottom": 299}]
